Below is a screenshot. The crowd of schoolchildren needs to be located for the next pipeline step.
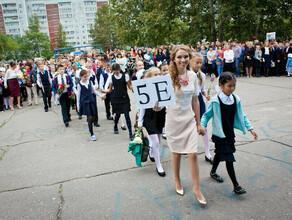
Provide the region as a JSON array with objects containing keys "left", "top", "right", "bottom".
[{"left": 0, "top": 39, "right": 291, "bottom": 204}]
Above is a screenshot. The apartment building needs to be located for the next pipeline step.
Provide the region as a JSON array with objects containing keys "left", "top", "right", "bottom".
[{"left": 0, "top": 0, "right": 108, "bottom": 48}]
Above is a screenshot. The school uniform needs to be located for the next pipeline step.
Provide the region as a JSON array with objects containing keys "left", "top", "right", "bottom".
[
  {"left": 100, "top": 70, "right": 111, "bottom": 118},
  {"left": 89, "top": 73, "right": 99, "bottom": 125},
  {"left": 77, "top": 80, "right": 103, "bottom": 116},
  {"left": 138, "top": 108, "right": 166, "bottom": 135},
  {"left": 107, "top": 73, "right": 131, "bottom": 114},
  {"left": 52, "top": 74, "right": 73, "bottom": 124},
  {"left": 37, "top": 70, "right": 52, "bottom": 110},
  {"left": 70, "top": 72, "right": 77, "bottom": 109},
  {"left": 96, "top": 67, "right": 104, "bottom": 84},
  {"left": 201, "top": 92, "right": 253, "bottom": 162}
]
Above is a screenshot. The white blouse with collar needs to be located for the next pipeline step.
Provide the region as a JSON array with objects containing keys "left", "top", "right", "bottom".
[{"left": 218, "top": 91, "right": 234, "bottom": 105}]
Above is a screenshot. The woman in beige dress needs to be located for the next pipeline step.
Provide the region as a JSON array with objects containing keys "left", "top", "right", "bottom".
[{"left": 165, "top": 45, "right": 206, "bottom": 205}]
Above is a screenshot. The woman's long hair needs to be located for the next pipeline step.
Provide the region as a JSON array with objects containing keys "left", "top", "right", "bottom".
[{"left": 169, "top": 45, "right": 192, "bottom": 91}]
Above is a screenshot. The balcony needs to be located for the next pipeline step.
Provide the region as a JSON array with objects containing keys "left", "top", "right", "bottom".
[
  {"left": 2, "top": 4, "right": 17, "bottom": 9},
  {"left": 2, "top": 9, "right": 18, "bottom": 16},
  {"left": 4, "top": 16, "right": 19, "bottom": 22}
]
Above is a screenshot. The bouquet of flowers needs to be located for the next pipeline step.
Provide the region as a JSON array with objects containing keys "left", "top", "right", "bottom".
[
  {"left": 131, "top": 129, "right": 143, "bottom": 144},
  {"left": 22, "top": 69, "right": 27, "bottom": 76},
  {"left": 207, "top": 73, "right": 216, "bottom": 96},
  {"left": 58, "top": 84, "right": 65, "bottom": 96}
]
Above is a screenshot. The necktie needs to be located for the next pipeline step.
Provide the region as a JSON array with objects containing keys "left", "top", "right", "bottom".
[{"left": 61, "top": 75, "right": 65, "bottom": 85}]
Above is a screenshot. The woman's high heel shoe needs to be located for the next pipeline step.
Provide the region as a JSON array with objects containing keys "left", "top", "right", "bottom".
[
  {"left": 175, "top": 188, "right": 184, "bottom": 196},
  {"left": 175, "top": 182, "right": 184, "bottom": 196},
  {"left": 193, "top": 188, "right": 207, "bottom": 206}
]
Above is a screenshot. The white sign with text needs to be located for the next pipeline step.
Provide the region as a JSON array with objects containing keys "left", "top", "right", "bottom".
[{"left": 132, "top": 75, "right": 176, "bottom": 109}]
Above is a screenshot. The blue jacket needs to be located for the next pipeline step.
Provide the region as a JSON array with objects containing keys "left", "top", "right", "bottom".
[{"left": 201, "top": 93, "right": 253, "bottom": 138}]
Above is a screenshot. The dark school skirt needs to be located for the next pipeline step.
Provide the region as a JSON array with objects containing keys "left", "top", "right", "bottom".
[
  {"left": 198, "top": 93, "right": 206, "bottom": 119},
  {"left": 112, "top": 101, "right": 131, "bottom": 114},
  {"left": 8, "top": 78, "right": 20, "bottom": 97},
  {"left": 79, "top": 101, "right": 97, "bottom": 117},
  {"left": 245, "top": 58, "right": 254, "bottom": 67},
  {"left": 212, "top": 135, "right": 236, "bottom": 162},
  {"left": 263, "top": 54, "right": 271, "bottom": 69}
]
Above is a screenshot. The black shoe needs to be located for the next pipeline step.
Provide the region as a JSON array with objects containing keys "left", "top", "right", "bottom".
[
  {"left": 94, "top": 123, "right": 100, "bottom": 127},
  {"left": 65, "top": 122, "right": 69, "bottom": 127},
  {"left": 210, "top": 172, "right": 224, "bottom": 183},
  {"left": 149, "top": 156, "right": 155, "bottom": 162},
  {"left": 121, "top": 126, "right": 127, "bottom": 130},
  {"left": 49, "top": 104, "right": 51, "bottom": 108},
  {"left": 107, "top": 116, "right": 113, "bottom": 120},
  {"left": 78, "top": 115, "right": 82, "bottom": 120},
  {"left": 114, "top": 127, "right": 119, "bottom": 134},
  {"left": 156, "top": 168, "right": 166, "bottom": 177},
  {"left": 233, "top": 185, "right": 246, "bottom": 194},
  {"left": 44, "top": 108, "right": 48, "bottom": 112},
  {"left": 205, "top": 156, "right": 213, "bottom": 165}
]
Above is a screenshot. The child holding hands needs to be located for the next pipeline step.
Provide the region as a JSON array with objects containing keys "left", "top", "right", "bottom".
[{"left": 201, "top": 71, "right": 258, "bottom": 194}]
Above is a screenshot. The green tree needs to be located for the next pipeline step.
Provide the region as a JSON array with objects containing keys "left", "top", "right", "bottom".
[
  {"left": 19, "top": 14, "right": 53, "bottom": 59},
  {"left": 28, "top": 14, "right": 40, "bottom": 33},
  {"left": 56, "top": 23, "right": 69, "bottom": 48},
  {"left": 90, "top": 3, "right": 117, "bottom": 51},
  {"left": 0, "top": 33, "right": 19, "bottom": 60}
]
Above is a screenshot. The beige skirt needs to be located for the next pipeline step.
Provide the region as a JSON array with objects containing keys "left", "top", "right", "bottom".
[{"left": 165, "top": 106, "right": 198, "bottom": 154}]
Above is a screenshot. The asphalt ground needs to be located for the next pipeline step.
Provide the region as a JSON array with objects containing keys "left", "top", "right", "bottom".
[{"left": 0, "top": 76, "right": 291, "bottom": 220}]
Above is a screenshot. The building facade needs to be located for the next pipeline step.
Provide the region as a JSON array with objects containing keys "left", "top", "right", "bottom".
[{"left": 0, "top": 0, "right": 108, "bottom": 48}]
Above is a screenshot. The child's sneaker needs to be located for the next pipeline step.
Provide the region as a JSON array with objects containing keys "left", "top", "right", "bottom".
[{"left": 91, "top": 135, "right": 96, "bottom": 141}]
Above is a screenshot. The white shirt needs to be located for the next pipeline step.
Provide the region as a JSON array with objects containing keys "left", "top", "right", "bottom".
[
  {"left": 223, "top": 50, "right": 235, "bottom": 63},
  {"left": 264, "top": 47, "right": 270, "bottom": 55},
  {"left": 106, "top": 73, "right": 130, "bottom": 85},
  {"left": 57, "top": 74, "right": 69, "bottom": 93},
  {"left": 4, "top": 69, "right": 18, "bottom": 86},
  {"left": 99, "top": 70, "right": 111, "bottom": 90},
  {"left": 218, "top": 91, "right": 234, "bottom": 105},
  {"left": 116, "top": 57, "right": 128, "bottom": 72},
  {"left": 76, "top": 80, "right": 103, "bottom": 109},
  {"left": 136, "top": 69, "right": 144, "bottom": 80},
  {"left": 104, "top": 73, "right": 113, "bottom": 90}
]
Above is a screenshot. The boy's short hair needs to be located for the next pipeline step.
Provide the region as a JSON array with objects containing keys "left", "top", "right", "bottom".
[
  {"left": 80, "top": 69, "right": 88, "bottom": 77},
  {"left": 56, "top": 64, "right": 64, "bottom": 70},
  {"left": 105, "top": 62, "right": 111, "bottom": 67}
]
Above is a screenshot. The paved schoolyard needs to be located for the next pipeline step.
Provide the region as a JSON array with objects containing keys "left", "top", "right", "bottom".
[{"left": 0, "top": 76, "right": 291, "bottom": 220}]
